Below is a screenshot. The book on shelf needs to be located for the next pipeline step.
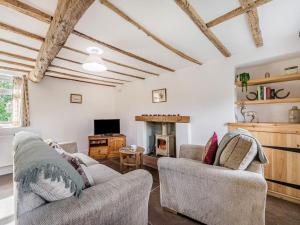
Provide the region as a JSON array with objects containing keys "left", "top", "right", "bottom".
[{"left": 256, "top": 86, "right": 273, "bottom": 100}]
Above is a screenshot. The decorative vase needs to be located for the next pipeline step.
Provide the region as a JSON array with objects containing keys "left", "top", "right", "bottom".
[{"left": 288, "top": 106, "right": 300, "bottom": 123}]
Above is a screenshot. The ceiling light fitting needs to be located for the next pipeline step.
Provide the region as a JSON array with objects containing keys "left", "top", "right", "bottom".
[{"left": 82, "top": 47, "right": 107, "bottom": 72}]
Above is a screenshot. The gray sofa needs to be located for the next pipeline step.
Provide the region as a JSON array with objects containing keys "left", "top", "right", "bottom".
[
  {"left": 15, "top": 142, "right": 153, "bottom": 225},
  {"left": 158, "top": 144, "right": 267, "bottom": 225}
]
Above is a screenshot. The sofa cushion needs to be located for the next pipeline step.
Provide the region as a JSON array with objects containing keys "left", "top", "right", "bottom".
[
  {"left": 220, "top": 135, "right": 258, "bottom": 170},
  {"left": 30, "top": 171, "right": 75, "bottom": 202},
  {"left": 202, "top": 132, "right": 218, "bottom": 164},
  {"left": 87, "top": 164, "right": 121, "bottom": 185},
  {"left": 72, "top": 152, "right": 99, "bottom": 167},
  {"left": 61, "top": 153, "right": 92, "bottom": 189}
]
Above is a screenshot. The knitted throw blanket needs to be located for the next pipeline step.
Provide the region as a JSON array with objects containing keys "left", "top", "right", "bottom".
[
  {"left": 213, "top": 128, "right": 269, "bottom": 166},
  {"left": 13, "top": 131, "right": 84, "bottom": 196}
]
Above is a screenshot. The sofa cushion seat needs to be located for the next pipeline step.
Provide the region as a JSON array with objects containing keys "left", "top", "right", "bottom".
[
  {"left": 72, "top": 153, "right": 99, "bottom": 167},
  {"left": 87, "top": 164, "right": 121, "bottom": 185}
]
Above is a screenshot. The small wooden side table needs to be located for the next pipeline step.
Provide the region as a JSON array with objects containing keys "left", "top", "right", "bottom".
[{"left": 119, "top": 147, "right": 144, "bottom": 171}]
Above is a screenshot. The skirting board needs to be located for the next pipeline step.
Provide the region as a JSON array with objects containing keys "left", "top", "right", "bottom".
[
  {"left": 0, "top": 165, "right": 13, "bottom": 176},
  {"left": 267, "top": 191, "right": 300, "bottom": 205}
]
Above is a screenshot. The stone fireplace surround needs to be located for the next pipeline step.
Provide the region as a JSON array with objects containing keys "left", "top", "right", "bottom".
[{"left": 135, "top": 115, "right": 191, "bottom": 157}]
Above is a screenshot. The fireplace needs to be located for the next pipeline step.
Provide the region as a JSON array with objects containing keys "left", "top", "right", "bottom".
[{"left": 156, "top": 134, "right": 175, "bottom": 157}]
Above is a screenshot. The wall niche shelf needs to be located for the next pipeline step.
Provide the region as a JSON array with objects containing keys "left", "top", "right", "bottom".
[
  {"left": 235, "top": 98, "right": 300, "bottom": 105},
  {"left": 235, "top": 73, "right": 300, "bottom": 87}
]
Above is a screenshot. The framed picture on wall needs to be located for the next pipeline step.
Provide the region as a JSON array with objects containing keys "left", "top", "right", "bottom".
[
  {"left": 70, "top": 94, "right": 82, "bottom": 104},
  {"left": 152, "top": 88, "right": 167, "bottom": 103}
]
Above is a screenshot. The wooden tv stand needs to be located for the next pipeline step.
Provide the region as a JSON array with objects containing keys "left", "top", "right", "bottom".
[{"left": 88, "top": 134, "right": 126, "bottom": 160}]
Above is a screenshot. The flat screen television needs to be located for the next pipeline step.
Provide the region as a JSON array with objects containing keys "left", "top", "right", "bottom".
[{"left": 94, "top": 119, "right": 120, "bottom": 135}]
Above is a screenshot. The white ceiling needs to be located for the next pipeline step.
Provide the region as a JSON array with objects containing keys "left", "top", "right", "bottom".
[{"left": 0, "top": 0, "right": 299, "bottom": 86}]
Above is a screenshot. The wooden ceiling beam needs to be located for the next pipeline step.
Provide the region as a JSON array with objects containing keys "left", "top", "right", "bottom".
[
  {"left": 49, "top": 65, "right": 124, "bottom": 84},
  {"left": 0, "top": 0, "right": 173, "bottom": 72},
  {"left": 0, "top": 59, "right": 34, "bottom": 68},
  {"left": 206, "top": 0, "right": 271, "bottom": 28},
  {"left": 100, "top": 0, "right": 202, "bottom": 65},
  {"left": 29, "top": 0, "right": 95, "bottom": 82},
  {"left": 45, "top": 74, "right": 115, "bottom": 87},
  {"left": 46, "top": 69, "right": 119, "bottom": 85},
  {"left": 72, "top": 30, "right": 174, "bottom": 72},
  {"left": 0, "top": 21, "right": 44, "bottom": 41},
  {"left": 55, "top": 56, "right": 145, "bottom": 80},
  {"left": 62, "top": 46, "right": 159, "bottom": 76},
  {"left": 175, "top": 0, "right": 231, "bottom": 57},
  {"left": 0, "top": 0, "right": 52, "bottom": 23},
  {"left": 0, "top": 50, "right": 35, "bottom": 62},
  {"left": 239, "top": 0, "right": 263, "bottom": 47},
  {"left": 0, "top": 38, "right": 39, "bottom": 51},
  {"left": 0, "top": 65, "right": 30, "bottom": 73}
]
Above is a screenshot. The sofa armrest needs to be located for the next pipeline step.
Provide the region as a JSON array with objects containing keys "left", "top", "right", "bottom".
[
  {"left": 18, "top": 170, "right": 153, "bottom": 225},
  {"left": 158, "top": 157, "right": 267, "bottom": 192},
  {"left": 179, "top": 144, "right": 205, "bottom": 161}
]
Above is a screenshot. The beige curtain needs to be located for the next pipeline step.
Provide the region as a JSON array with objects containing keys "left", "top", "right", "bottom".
[{"left": 12, "top": 75, "right": 30, "bottom": 127}]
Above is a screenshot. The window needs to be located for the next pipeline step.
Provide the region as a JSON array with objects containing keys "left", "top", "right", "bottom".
[{"left": 0, "top": 75, "right": 13, "bottom": 125}]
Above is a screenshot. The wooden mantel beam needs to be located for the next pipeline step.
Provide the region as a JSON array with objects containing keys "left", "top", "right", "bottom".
[
  {"left": 29, "top": 0, "right": 95, "bottom": 82},
  {"left": 206, "top": 0, "right": 271, "bottom": 28},
  {"left": 0, "top": 0, "right": 173, "bottom": 72},
  {"left": 100, "top": 0, "right": 202, "bottom": 65},
  {"left": 175, "top": 0, "right": 231, "bottom": 57},
  {"left": 239, "top": 0, "right": 263, "bottom": 47},
  {"left": 0, "top": 0, "right": 52, "bottom": 23}
]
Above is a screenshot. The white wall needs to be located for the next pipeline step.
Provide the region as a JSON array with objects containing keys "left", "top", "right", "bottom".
[
  {"left": 29, "top": 77, "right": 116, "bottom": 153},
  {"left": 116, "top": 59, "right": 236, "bottom": 146},
  {"left": 116, "top": 40, "right": 300, "bottom": 146}
]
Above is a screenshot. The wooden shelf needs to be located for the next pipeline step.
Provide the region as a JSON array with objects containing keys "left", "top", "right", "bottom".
[
  {"left": 135, "top": 115, "right": 190, "bottom": 123},
  {"left": 235, "top": 73, "right": 300, "bottom": 87},
  {"left": 235, "top": 98, "right": 300, "bottom": 105}
]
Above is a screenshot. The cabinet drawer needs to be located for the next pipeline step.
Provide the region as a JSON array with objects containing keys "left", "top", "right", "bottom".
[
  {"left": 251, "top": 131, "right": 300, "bottom": 148},
  {"left": 89, "top": 147, "right": 108, "bottom": 155}
]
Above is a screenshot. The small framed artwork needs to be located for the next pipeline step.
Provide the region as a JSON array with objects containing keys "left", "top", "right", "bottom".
[
  {"left": 152, "top": 88, "right": 167, "bottom": 103},
  {"left": 70, "top": 94, "right": 82, "bottom": 104}
]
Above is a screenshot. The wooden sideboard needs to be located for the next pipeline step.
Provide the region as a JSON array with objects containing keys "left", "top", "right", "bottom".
[
  {"left": 88, "top": 135, "right": 126, "bottom": 160},
  {"left": 227, "top": 123, "right": 300, "bottom": 204}
]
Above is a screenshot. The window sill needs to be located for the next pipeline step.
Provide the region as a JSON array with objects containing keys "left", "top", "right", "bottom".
[{"left": 0, "top": 126, "right": 35, "bottom": 137}]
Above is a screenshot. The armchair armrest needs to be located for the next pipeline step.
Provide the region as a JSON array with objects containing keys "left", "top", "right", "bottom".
[
  {"left": 179, "top": 144, "right": 205, "bottom": 161},
  {"left": 18, "top": 170, "right": 153, "bottom": 225}
]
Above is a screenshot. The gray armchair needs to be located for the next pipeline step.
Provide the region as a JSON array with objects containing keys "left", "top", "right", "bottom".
[{"left": 158, "top": 144, "right": 267, "bottom": 225}]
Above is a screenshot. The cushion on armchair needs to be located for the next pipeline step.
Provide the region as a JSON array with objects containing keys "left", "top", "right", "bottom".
[
  {"left": 202, "top": 132, "right": 218, "bottom": 165},
  {"left": 219, "top": 135, "right": 258, "bottom": 170}
]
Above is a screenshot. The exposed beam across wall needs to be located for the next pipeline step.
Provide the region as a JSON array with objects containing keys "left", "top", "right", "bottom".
[
  {"left": 0, "top": 65, "right": 30, "bottom": 73},
  {"left": 45, "top": 74, "right": 115, "bottom": 87},
  {"left": 0, "top": 0, "right": 174, "bottom": 72},
  {"left": 0, "top": 58, "right": 34, "bottom": 68},
  {"left": 239, "top": 0, "right": 263, "bottom": 47},
  {"left": 175, "top": 0, "right": 231, "bottom": 57},
  {"left": 62, "top": 46, "right": 159, "bottom": 76},
  {"left": 29, "top": 0, "right": 95, "bottom": 82},
  {"left": 0, "top": 50, "right": 35, "bottom": 62},
  {"left": 49, "top": 65, "right": 124, "bottom": 84},
  {"left": 72, "top": 30, "right": 174, "bottom": 72},
  {"left": 0, "top": 23, "right": 159, "bottom": 77},
  {"left": 206, "top": 0, "right": 271, "bottom": 28},
  {"left": 0, "top": 0, "right": 52, "bottom": 23},
  {"left": 100, "top": 0, "right": 202, "bottom": 65},
  {"left": 0, "top": 38, "right": 39, "bottom": 51},
  {"left": 0, "top": 21, "right": 44, "bottom": 41},
  {"left": 55, "top": 56, "right": 145, "bottom": 80},
  {"left": 46, "top": 69, "right": 118, "bottom": 86},
  {"left": 0, "top": 42, "right": 131, "bottom": 83}
]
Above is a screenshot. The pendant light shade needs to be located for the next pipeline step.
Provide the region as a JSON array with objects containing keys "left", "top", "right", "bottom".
[{"left": 82, "top": 54, "right": 107, "bottom": 72}]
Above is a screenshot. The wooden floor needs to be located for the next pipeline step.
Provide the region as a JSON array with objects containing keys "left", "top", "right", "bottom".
[{"left": 1, "top": 158, "right": 300, "bottom": 225}]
